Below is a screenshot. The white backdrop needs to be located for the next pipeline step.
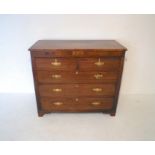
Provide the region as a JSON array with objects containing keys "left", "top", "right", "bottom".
[{"left": 0, "top": 15, "right": 155, "bottom": 94}]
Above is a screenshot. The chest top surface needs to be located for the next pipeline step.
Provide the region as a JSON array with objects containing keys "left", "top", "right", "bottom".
[{"left": 29, "top": 40, "right": 127, "bottom": 51}]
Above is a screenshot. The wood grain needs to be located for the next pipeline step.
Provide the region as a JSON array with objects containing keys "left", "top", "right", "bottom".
[
  {"left": 38, "top": 84, "right": 115, "bottom": 97},
  {"left": 29, "top": 40, "right": 127, "bottom": 117},
  {"left": 40, "top": 97, "right": 113, "bottom": 111},
  {"left": 36, "top": 71, "right": 118, "bottom": 84},
  {"left": 29, "top": 40, "right": 127, "bottom": 51},
  {"left": 79, "top": 58, "right": 120, "bottom": 71}
]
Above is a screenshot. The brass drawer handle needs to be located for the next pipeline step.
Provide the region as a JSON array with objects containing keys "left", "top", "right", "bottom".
[
  {"left": 52, "top": 74, "right": 61, "bottom": 79},
  {"left": 91, "top": 102, "right": 101, "bottom": 105},
  {"left": 94, "top": 58, "right": 104, "bottom": 66},
  {"left": 52, "top": 88, "right": 62, "bottom": 92},
  {"left": 51, "top": 59, "right": 61, "bottom": 66},
  {"left": 72, "top": 51, "right": 84, "bottom": 56},
  {"left": 53, "top": 102, "right": 63, "bottom": 106},
  {"left": 94, "top": 74, "right": 103, "bottom": 79},
  {"left": 92, "top": 88, "right": 102, "bottom": 92}
]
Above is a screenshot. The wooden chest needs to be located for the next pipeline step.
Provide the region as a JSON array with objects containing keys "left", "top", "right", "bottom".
[{"left": 29, "top": 40, "right": 127, "bottom": 117}]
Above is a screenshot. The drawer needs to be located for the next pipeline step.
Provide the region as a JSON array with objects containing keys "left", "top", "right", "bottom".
[
  {"left": 35, "top": 58, "right": 77, "bottom": 71},
  {"left": 30, "top": 50, "right": 124, "bottom": 58},
  {"left": 39, "top": 84, "right": 115, "bottom": 97},
  {"left": 37, "top": 71, "right": 118, "bottom": 83},
  {"left": 79, "top": 58, "right": 120, "bottom": 71},
  {"left": 40, "top": 97, "right": 113, "bottom": 111}
]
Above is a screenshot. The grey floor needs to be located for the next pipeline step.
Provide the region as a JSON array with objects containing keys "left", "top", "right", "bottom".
[{"left": 0, "top": 93, "right": 155, "bottom": 140}]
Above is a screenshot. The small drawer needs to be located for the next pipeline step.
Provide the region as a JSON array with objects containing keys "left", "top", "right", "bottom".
[
  {"left": 39, "top": 84, "right": 115, "bottom": 97},
  {"left": 79, "top": 58, "right": 120, "bottom": 71},
  {"left": 40, "top": 97, "right": 113, "bottom": 112},
  {"left": 36, "top": 71, "right": 118, "bottom": 84},
  {"left": 34, "top": 58, "right": 77, "bottom": 71}
]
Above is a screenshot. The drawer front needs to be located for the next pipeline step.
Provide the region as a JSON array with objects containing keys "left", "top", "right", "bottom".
[
  {"left": 39, "top": 84, "right": 115, "bottom": 97},
  {"left": 31, "top": 50, "right": 125, "bottom": 58},
  {"left": 37, "top": 71, "right": 118, "bottom": 83},
  {"left": 79, "top": 58, "right": 120, "bottom": 71},
  {"left": 40, "top": 97, "right": 113, "bottom": 111},
  {"left": 35, "top": 58, "right": 77, "bottom": 71}
]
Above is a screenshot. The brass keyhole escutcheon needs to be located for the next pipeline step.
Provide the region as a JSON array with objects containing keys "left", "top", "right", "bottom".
[{"left": 72, "top": 51, "right": 84, "bottom": 56}]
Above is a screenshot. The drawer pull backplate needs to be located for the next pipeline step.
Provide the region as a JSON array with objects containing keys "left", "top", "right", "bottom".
[
  {"left": 94, "top": 74, "right": 103, "bottom": 79},
  {"left": 92, "top": 88, "right": 103, "bottom": 92},
  {"left": 52, "top": 74, "right": 61, "bottom": 79},
  {"left": 91, "top": 102, "right": 101, "bottom": 105},
  {"left": 51, "top": 59, "right": 61, "bottom": 66},
  {"left": 52, "top": 88, "right": 62, "bottom": 92},
  {"left": 94, "top": 58, "right": 104, "bottom": 66},
  {"left": 53, "top": 102, "right": 63, "bottom": 106}
]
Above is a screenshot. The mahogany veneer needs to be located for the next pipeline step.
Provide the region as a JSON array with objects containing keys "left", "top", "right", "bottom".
[{"left": 29, "top": 40, "right": 127, "bottom": 117}]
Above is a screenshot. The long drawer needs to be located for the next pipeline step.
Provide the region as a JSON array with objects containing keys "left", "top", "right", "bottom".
[
  {"left": 34, "top": 57, "right": 120, "bottom": 71},
  {"left": 38, "top": 84, "right": 115, "bottom": 97},
  {"left": 36, "top": 71, "right": 118, "bottom": 83},
  {"left": 40, "top": 97, "right": 113, "bottom": 111}
]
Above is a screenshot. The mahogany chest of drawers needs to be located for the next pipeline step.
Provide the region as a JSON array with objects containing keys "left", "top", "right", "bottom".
[{"left": 29, "top": 40, "right": 127, "bottom": 117}]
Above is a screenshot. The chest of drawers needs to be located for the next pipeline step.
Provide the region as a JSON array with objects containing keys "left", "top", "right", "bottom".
[{"left": 29, "top": 40, "right": 127, "bottom": 117}]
